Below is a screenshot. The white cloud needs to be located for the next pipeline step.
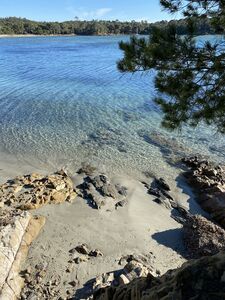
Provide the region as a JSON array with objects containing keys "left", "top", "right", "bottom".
[
  {"left": 66, "top": 6, "right": 112, "bottom": 20},
  {"left": 95, "top": 8, "right": 112, "bottom": 18}
]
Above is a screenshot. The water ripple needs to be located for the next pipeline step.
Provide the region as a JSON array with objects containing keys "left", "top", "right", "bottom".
[{"left": 0, "top": 36, "right": 224, "bottom": 177}]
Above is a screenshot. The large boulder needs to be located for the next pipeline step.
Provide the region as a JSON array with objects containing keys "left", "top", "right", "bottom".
[
  {"left": 93, "top": 252, "right": 225, "bottom": 300},
  {"left": 183, "top": 215, "right": 225, "bottom": 258},
  {"left": 0, "top": 209, "right": 45, "bottom": 300},
  {"left": 182, "top": 156, "right": 225, "bottom": 229}
]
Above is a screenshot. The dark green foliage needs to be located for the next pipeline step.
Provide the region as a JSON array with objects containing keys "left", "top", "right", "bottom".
[
  {"left": 118, "top": 1, "right": 225, "bottom": 133},
  {"left": 0, "top": 16, "right": 220, "bottom": 36}
]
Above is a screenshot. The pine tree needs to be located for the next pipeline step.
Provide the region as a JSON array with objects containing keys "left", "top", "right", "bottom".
[{"left": 118, "top": 0, "right": 225, "bottom": 133}]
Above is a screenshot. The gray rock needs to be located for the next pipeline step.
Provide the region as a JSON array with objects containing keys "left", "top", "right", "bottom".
[
  {"left": 75, "top": 244, "right": 90, "bottom": 255},
  {"left": 115, "top": 184, "right": 128, "bottom": 197},
  {"left": 155, "top": 178, "right": 171, "bottom": 191},
  {"left": 153, "top": 198, "right": 172, "bottom": 210},
  {"left": 89, "top": 249, "right": 103, "bottom": 257},
  {"left": 115, "top": 199, "right": 128, "bottom": 209}
]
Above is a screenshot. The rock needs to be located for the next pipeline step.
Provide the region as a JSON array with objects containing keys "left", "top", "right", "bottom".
[
  {"left": 75, "top": 244, "right": 90, "bottom": 255},
  {"left": 0, "top": 210, "right": 45, "bottom": 300},
  {"left": 0, "top": 171, "right": 76, "bottom": 211},
  {"left": 69, "top": 280, "right": 78, "bottom": 287},
  {"left": 182, "top": 156, "right": 225, "bottom": 228},
  {"left": 77, "top": 163, "right": 97, "bottom": 176},
  {"left": 89, "top": 249, "right": 103, "bottom": 257},
  {"left": 147, "top": 178, "right": 177, "bottom": 212},
  {"left": 83, "top": 127, "right": 125, "bottom": 152},
  {"left": 137, "top": 130, "right": 189, "bottom": 160},
  {"left": 101, "top": 184, "right": 118, "bottom": 199},
  {"left": 91, "top": 253, "right": 154, "bottom": 297},
  {"left": 89, "top": 174, "right": 117, "bottom": 199},
  {"left": 91, "top": 175, "right": 117, "bottom": 199},
  {"left": 67, "top": 191, "right": 77, "bottom": 202},
  {"left": 115, "top": 199, "right": 128, "bottom": 209},
  {"left": 74, "top": 255, "right": 89, "bottom": 264},
  {"left": 89, "top": 195, "right": 105, "bottom": 210},
  {"left": 93, "top": 272, "right": 115, "bottom": 293},
  {"left": 171, "top": 215, "right": 187, "bottom": 225},
  {"left": 119, "top": 275, "right": 130, "bottom": 285},
  {"left": 51, "top": 190, "right": 67, "bottom": 203},
  {"left": 155, "top": 178, "right": 171, "bottom": 191},
  {"left": 92, "top": 175, "right": 108, "bottom": 188},
  {"left": 93, "top": 252, "right": 225, "bottom": 300},
  {"left": 78, "top": 173, "right": 126, "bottom": 210},
  {"left": 115, "top": 185, "right": 128, "bottom": 197},
  {"left": 183, "top": 214, "right": 225, "bottom": 258},
  {"left": 66, "top": 267, "right": 72, "bottom": 273},
  {"left": 153, "top": 197, "right": 172, "bottom": 210},
  {"left": 148, "top": 187, "right": 161, "bottom": 197},
  {"left": 104, "top": 273, "right": 114, "bottom": 283}
]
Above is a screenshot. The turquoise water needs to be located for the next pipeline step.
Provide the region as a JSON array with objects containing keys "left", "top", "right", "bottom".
[{"left": 0, "top": 35, "right": 224, "bottom": 177}]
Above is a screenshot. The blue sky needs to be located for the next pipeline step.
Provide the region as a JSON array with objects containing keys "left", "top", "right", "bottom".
[{"left": 0, "top": 0, "right": 180, "bottom": 22}]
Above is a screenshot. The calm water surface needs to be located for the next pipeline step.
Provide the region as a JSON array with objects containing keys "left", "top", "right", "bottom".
[{"left": 0, "top": 35, "right": 224, "bottom": 178}]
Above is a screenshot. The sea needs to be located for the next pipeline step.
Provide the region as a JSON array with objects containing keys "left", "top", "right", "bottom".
[{"left": 0, "top": 35, "right": 224, "bottom": 179}]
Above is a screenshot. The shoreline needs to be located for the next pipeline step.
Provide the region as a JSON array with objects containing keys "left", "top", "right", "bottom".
[
  {"left": 0, "top": 156, "right": 225, "bottom": 299},
  {"left": 0, "top": 33, "right": 130, "bottom": 38},
  {"left": 0, "top": 33, "right": 217, "bottom": 38},
  {"left": 0, "top": 159, "right": 203, "bottom": 298},
  {"left": 0, "top": 34, "right": 77, "bottom": 38}
]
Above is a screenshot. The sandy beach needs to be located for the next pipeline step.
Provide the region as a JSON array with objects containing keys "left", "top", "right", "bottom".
[{"left": 0, "top": 160, "right": 207, "bottom": 299}]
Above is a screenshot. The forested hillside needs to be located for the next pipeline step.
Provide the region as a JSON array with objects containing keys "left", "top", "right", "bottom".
[{"left": 0, "top": 17, "right": 220, "bottom": 36}]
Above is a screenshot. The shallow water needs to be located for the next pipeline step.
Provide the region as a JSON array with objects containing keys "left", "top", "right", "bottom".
[{"left": 0, "top": 35, "right": 224, "bottom": 179}]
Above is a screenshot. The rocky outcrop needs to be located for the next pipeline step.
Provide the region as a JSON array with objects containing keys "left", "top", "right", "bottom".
[
  {"left": 182, "top": 156, "right": 225, "bottom": 228},
  {"left": 78, "top": 174, "right": 127, "bottom": 210},
  {"left": 0, "top": 170, "right": 77, "bottom": 210},
  {"left": 93, "top": 252, "right": 225, "bottom": 300},
  {"left": 144, "top": 177, "right": 189, "bottom": 224},
  {"left": 183, "top": 215, "right": 225, "bottom": 258},
  {"left": 144, "top": 177, "right": 177, "bottom": 210},
  {"left": 0, "top": 210, "right": 45, "bottom": 300},
  {"left": 91, "top": 254, "right": 154, "bottom": 295}
]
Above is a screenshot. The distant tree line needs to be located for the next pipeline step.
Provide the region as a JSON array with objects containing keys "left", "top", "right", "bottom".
[{"left": 0, "top": 17, "right": 221, "bottom": 36}]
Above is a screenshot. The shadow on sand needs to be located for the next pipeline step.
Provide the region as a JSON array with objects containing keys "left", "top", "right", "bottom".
[
  {"left": 175, "top": 173, "right": 208, "bottom": 217},
  {"left": 152, "top": 228, "right": 186, "bottom": 257}
]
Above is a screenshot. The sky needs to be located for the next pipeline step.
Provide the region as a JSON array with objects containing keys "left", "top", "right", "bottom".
[{"left": 0, "top": 0, "right": 181, "bottom": 22}]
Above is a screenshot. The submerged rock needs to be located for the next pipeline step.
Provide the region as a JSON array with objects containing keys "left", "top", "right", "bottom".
[
  {"left": 137, "top": 130, "right": 190, "bottom": 161},
  {"left": 82, "top": 126, "right": 127, "bottom": 153},
  {"left": 77, "top": 163, "right": 97, "bottom": 176}
]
